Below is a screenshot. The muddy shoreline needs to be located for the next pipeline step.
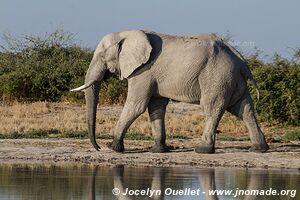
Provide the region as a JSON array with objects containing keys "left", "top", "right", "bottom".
[{"left": 0, "top": 139, "right": 299, "bottom": 170}]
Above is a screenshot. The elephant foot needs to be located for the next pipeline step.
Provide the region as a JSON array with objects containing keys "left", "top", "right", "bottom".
[
  {"left": 195, "top": 141, "right": 215, "bottom": 154},
  {"left": 108, "top": 139, "right": 124, "bottom": 153},
  {"left": 149, "top": 144, "right": 170, "bottom": 153},
  {"left": 249, "top": 143, "right": 269, "bottom": 153}
]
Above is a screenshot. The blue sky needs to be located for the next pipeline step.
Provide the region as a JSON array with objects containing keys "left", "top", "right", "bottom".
[{"left": 0, "top": 0, "right": 299, "bottom": 59}]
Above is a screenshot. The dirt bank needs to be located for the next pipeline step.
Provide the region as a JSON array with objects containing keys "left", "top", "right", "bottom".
[{"left": 0, "top": 139, "right": 299, "bottom": 169}]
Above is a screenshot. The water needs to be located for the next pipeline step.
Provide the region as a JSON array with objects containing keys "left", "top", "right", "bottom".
[{"left": 0, "top": 164, "right": 298, "bottom": 200}]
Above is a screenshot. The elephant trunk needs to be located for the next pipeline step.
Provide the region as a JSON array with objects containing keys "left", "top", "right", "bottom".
[
  {"left": 84, "top": 62, "right": 106, "bottom": 151},
  {"left": 85, "top": 81, "right": 101, "bottom": 150},
  {"left": 71, "top": 57, "right": 106, "bottom": 150}
]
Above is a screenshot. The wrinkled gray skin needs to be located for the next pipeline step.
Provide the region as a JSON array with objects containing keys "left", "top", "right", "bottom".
[{"left": 71, "top": 30, "right": 269, "bottom": 154}]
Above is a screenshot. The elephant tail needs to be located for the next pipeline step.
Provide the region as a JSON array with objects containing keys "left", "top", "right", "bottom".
[{"left": 221, "top": 39, "right": 260, "bottom": 101}]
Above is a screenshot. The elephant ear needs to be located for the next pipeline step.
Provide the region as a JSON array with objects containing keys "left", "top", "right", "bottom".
[{"left": 119, "top": 30, "right": 152, "bottom": 79}]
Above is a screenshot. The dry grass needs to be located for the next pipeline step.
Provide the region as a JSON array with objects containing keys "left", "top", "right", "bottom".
[{"left": 0, "top": 102, "right": 298, "bottom": 138}]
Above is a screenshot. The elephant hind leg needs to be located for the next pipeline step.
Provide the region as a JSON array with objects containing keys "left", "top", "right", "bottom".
[
  {"left": 148, "top": 97, "right": 170, "bottom": 153},
  {"left": 196, "top": 105, "right": 226, "bottom": 154},
  {"left": 196, "top": 90, "right": 229, "bottom": 154},
  {"left": 227, "top": 91, "right": 269, "bottom": 152}
]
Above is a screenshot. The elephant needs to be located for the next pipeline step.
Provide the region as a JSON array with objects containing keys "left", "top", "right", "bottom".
[{"left": 71, "top": 29, "right": 269, "bottom": 154}]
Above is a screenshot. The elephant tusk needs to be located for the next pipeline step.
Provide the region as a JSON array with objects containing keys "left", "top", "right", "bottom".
[
  {"left": 70, "top": 84, "right": 89, "bottom": 92},
  {"left": 70, "top": 80, "right": 94, "bottom": 92}
]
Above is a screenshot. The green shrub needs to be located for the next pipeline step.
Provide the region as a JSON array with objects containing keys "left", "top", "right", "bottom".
[
  {"left": 167, "top": 133, "right": 191, "bottom": 140},
  {"left": 248, "top": 55, "right": 300, "bottom": 125},
  {"left": 97, "top": 133, "right": 113, "bottom": 139},
  {"left": 63, "top": 131, "right": 88, "bottom": 139},
  {"left": 100, "top": 76, "right": 127, "bottom": 104},
  {"left": 0, "top": 130, "right": 49, "bottom": 139},
  {"left": 0, "top": 30, "right": 91, "bottom": 102},
  {"left": 0, "top": 30, "right": 128, "bottom": 103},
  {"left": 284, "top": 130, "right": 300, "bottom": 141}
]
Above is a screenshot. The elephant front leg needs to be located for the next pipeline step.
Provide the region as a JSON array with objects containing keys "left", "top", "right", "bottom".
[
  {"left": 148, "top": 97, "right": 170, "bottom": 153},
  {"left": 109, "top": 101, "right": 148, "bottom": 152},
  {"left": 109, "top": 78, "right": 153, "bottom": 153}
]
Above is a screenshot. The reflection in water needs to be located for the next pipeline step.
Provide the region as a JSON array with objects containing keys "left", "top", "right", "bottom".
[
  {"left": 0, "top": 164, "right": 298, "bottom": 200},
  {"left": 197, "top": 169, "right": 270, "bottom": 200},
  {"left": 88, "top": 165, "right": 99, "bottom": 200},
  {"left": 198, "top": 169, "right": 218, "bottom": 200}
]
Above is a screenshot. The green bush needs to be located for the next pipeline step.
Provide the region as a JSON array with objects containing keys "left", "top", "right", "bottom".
[
  {"left": 100, "top": 76, "right": 127, "bottom": 104},
  {"left": 63, "top": 131, "right": 87, "bottom": 139},
  {"left": 0, "top": 30, "right": 128, "bottom": 103},
  {"left": 0, "top": 130, "right": 49, "bottom": 139},
  {"left": 0, "top": 30, "right": 91, "bottom": 101},
  {"left": 248, "top": 55, "right": 300, "bottom": 125},
  {"left": 284, "top": 130, "right": 300, "bottom": 141}
]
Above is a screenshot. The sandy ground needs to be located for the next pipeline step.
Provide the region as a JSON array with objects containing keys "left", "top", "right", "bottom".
[{"left": 0, "top": 139, "right": 299, "bottom": 169}]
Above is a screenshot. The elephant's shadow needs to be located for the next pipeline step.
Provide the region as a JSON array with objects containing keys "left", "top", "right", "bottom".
[
  {"left": 219, "top": 143, "right": 300, "bottom": 153},
  {"left": 123, "top": 143, "right": 300, "bottom": 154},
  {"left": 115, "top": 144, "right": 249, "bottom": 154},
  {"left": 105, "top": 141, "right": 194, "bottom": 153},
  {"left": 112, "top": 148, "right": 195, "bottom": 154},
  {"left": 123, "top": 146, "right": 194, "bottom": 154},
  {"left": 117, "top": 145, "right": 249, "bottom": 154},
  {"left": 268, "top": 143, "right": 300, "bottom": 152}
]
